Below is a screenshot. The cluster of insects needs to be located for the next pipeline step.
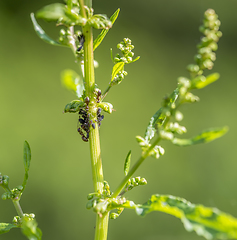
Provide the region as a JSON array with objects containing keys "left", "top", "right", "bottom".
[{"left": 77, "top": 91, "right": 104, "bottom": 142}]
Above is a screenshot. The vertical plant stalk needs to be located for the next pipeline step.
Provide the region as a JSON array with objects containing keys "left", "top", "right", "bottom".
[{"left": 80, "top": 1, "right": 109, "bottom": 239}]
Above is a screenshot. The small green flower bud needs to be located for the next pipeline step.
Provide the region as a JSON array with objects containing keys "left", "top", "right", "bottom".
[
  {"left": 86, "top": 200, "right": 94, "bottom": 209},
  {"left": 139, "top": 178, "right": 147, "bottom": 185},
  {"left": 160, "top": 130, "right": 174, "bottom": 140},
  {"left": 135, "top": 176, "right": 141, "bottom": 182},
  {"left": 110, "top": 212, "right": 119, "bottom": 219},
  {"left": 175, "top": 111, "right": 183, "bottom": 121},
  {"left": 187, "top": 64, "right": 200, "bottom": 74},
  {"left": 203, "top": 59, "right": 214, "bottom": 70},
  {"left": 208, "top": 42, "right": 218, "bottom": 51},
  {"left": 184, "top": 92, "right": 200, "bottom": 102},
  {"left": 2, "top": 192, "right": 8, "bottom": 200},
  {"left": 117, "top": 43, "right": 123, "bottom": 50},
  {"left": 131, "top": 178, "right": 136, "bottom": 185}
]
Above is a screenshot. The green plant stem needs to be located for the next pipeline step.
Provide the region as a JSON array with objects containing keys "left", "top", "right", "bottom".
[
  {"left": 101, "top": 85, "right": 112, "bottom": 101},
  {"left": 94, "top": 213, "right": 110, "bottom": 240},
  {"left": 80, "top": 1, "right": 109, "bottom": 239},
  {"left": 13, "top": 200, "right": 24, "bottom": 218},
  {"left": 112, "top": 136, "right": 161, "bottom": 198}
]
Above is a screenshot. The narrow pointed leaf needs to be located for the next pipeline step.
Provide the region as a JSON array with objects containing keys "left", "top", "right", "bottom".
[
  {"left": 23, "top": 141, "right": 31, "bottom": 172},
  {"left": 22, "top": 141, "right": 31, "bottom": 190},
  {"left": 111, "top": 62, "right": 124, "bottom": 82},
  {"left": 135, "top": 194, "right": 237, "bottom": 240},
  {"left": 124, "top": 150, "right": 131, "bottom": 176},
  {"left": 131, "top": 56, "right": 140, "bottom": 63},
  {"left": 30, "top": 13, "right": 62, "bottom": 47},
  {"left": 21, "top": 216, "right": 42, "bottom": 240},
  {"left": 172, "top": 126, "right": 228, "bottom": 146},
  {"left": 61, "top": 69, "right": 84, "bottom": 98},
  {"left": 93, "top": 8, "right": 120, "bottom": 51},
  {"left": 0, "top": 223, "right": 18, "bottom": 234},
  {"left": 191, "top": 73, "right": 220, "bottom": 89}
]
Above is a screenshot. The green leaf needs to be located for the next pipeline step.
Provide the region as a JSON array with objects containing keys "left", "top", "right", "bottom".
[
  {"left": 64, "top": 99, "right": 84, "bottom": 113},
  {"left": 191, "top": 73, "right": 220, "bottom": 89},
  {"left": 36, "top": 3, "right": 84, "bottom": 26},
  {"left": 111, "top": 62, "right": 125, "bottom": 82},
  {"left": 30, "top": 13, "right": 63, "bottom": 47},
  {"left": 22, "top": 141, "right": 31, "bottom": 190},
  {"left": 21, "top": 216, "right": 42, "bottom": 240},
  {"left": 0, "top": 223, "right": 18, "bottom": 234},
  {"left": 124, "top": 150, "right": 131, "bottom": 176},
  {"left": 130, "top": 56, "right": 140, "bottom": 63},
  {"left": 61, "top": 69, "right": 85, "bottom": 98},
  {"left": 172, "top": 126, "right": 228, "bottom": 146},
  {"left": 135, "top": 194, "right": 237, "bottom": 240},
  {"left": 93, "top": 8, "right": 120, "bottom": 51},
  {"left": 144, "top": 108, "right": 163, "bottom": 143},
  {"left": 36, "top": 3, "right": 66, "bottom": 22}
]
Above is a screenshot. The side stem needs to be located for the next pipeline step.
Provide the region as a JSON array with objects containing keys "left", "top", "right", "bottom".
[{"left": 112, "top": 136, "right": 161, "bottom": 198}]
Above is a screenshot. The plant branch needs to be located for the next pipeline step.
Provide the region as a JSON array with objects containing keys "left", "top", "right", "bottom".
[
  {"left": 112, "top": 136, "right": 161, "bottom": 198},
  {"left": 13, "top": 200, "right": 24, "bottom": 218}
]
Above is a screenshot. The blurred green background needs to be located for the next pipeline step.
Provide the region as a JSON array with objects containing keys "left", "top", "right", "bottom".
[{"left": 0, "top": 0, "right": 237, "bottom": 239}]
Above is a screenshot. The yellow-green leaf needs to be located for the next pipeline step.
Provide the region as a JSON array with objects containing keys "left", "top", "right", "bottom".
[
  {"left": 93, "top": 9, "right": 120, "bottom": 51},
  {"left": 61, "top": 69, "right": 84, "bottom": 98},
  {"left": 172, "top": 126, "right": 228, "bottom": 146},
  {"left": 0, "top": 223, "right": 18, "bottom": 234},
  {"left": 135, "top": 194, "right": 237, "bottom": 240},
  {"left": 191, "top": 73, "right": 220, "bottom": 89},
  {"left": 111, "top": 62, "right": 124, "bottom": 82},
  {"left": 30, "top": 13, "right": 63, "bottom": 47}
]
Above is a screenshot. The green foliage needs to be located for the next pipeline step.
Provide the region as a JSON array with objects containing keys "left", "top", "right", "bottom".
[
  {"left": 0, "top": 223, "right": 18, "bottom": 234},
  {"left": 135, "top": 195, "right": 237, "bottom": 240},
  {"left": 93, "top": 8, "right": 120, "bottom": 51},
  {"left": 124, "top": 150, "right": 131, "bottom": 176},
  {"left": 1, "top": 2, "right": 233, "bottom": 240},
  {"left": 61, "top": 69, "right": 85, "bottom": 98},
  {"left": 30, "top": 13, "right": 63, "bottom": 47},
  {"left": 172, "top": 127, "right": 228, "bottom": 146},
  {"left": 21, "top": 215, "right": 42, "bottom": 240},
  {"left": 22, "top": 141, "right": 31, "bottom": 191}
]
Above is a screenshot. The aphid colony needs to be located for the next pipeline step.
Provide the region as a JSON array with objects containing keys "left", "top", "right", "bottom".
[{"left": 77, "top": 91, "right": 104, "bottom": 142}]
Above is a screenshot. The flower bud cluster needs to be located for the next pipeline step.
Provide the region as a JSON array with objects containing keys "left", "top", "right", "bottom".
[
  {"left": 59, "top": 29, "right": 74, "bottom": 47},
  {"left": 111, "top": 70, "right": 128, "bottom": 85},
  {"left": 188, "top": 9, "right": 222, "bottom": 76},
  {"left": 165, "top": 122, "right": 187, "bottom": 135},
  {"left": 136, "top": 136, "right": 165, "bottom": 159},
  {"left": 86, "top": 181, "right": 111, "bottom": 211},
  {"left": 125, "top": 176, "right": 147, "bottom": 192},
  {"left": 12, "top": 213, "right": 35, "bottom": 225},
  {"left": 1, "top": 185, "right": 23, "bottom": 201},
  {"left": 88, "top": 14, "right": 112, "bottom": 29},
  {"left": 114, "top": 38, "right": 135, "bottom": 64},
  {"left": 0, "top": 173, "right": 9, "bottom": 187}
]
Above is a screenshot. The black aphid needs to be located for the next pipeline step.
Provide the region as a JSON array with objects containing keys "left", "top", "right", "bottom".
[{"left": 77, "top": 34, "right": 85, "bottom": 52}]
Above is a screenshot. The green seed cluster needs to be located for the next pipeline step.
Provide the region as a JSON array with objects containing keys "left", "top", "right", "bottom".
[
  {"left": 136, "top": 136, "right": 165, "bottom": 159},
  {"left": 114, "top": 38, "right": 135, "bottom": 64},
  {"left": 125, "top": 176, "right": 147, "bottom": 192},
  {"left": 187, "top": 9, "right": 222, "bottom": 76},
  {"left": 111, "top": 70, "right": 128, "bottom": 85}
]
